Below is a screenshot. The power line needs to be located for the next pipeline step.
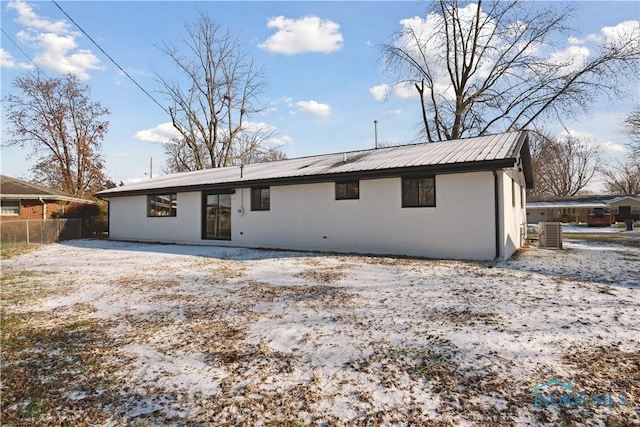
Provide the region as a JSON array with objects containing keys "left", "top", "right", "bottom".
[
  {"left": 50, "top": 0, "right": 172, "bottom": 119},
  {"left": 0, "top": 28, "right": 48, "bottom": 76}
]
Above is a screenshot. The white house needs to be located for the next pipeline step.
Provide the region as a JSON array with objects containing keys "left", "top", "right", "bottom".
[
  {"left": 526, "top": 195, "right": 640, "bottom": 224},
  {"left": 97, "top": 131, "right": 534, "bottom": 261}
]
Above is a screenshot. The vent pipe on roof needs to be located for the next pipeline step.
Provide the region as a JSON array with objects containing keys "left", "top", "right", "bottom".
[
  {"left": 343, "top": 153, "right": 347, "bottom": 163},
  {"left": 374, "top": 120, "right": 378, "bottom": 149}
]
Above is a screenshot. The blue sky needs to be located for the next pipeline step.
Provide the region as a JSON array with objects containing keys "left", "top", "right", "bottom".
[{"left": 1, "top": 1, "right": 639, "bottom": 187}]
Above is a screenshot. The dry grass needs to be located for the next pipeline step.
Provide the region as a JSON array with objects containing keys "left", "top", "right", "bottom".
[{"left": 2, "top": 238, "right": 638, "bottom": 425}]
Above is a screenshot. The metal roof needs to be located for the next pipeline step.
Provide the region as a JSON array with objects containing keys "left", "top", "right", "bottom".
[{"left": 98, "top": 131, "right": 532, "bottom": 197}]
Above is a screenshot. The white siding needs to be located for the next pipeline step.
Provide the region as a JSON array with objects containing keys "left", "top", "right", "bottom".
[
  {"left": 107, "top": 170, "right": 519, "bottom": 261},
  {"left": 108, "top": 192, "right": 201, "bottom": 242},
  {"left": 500, "top": 171, "right": 527, "bottom": 260},
  {"left": 527, "top": 208, "right": 548, "bottom": 224}
]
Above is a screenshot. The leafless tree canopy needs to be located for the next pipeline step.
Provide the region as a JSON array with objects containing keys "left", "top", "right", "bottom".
[
  {"left": 157, "top": 13, "right": 284, "bottom": 172},
  {"left": 622, "top": 105, "right": 640, "bottom": 151},
  {"left": 383, "top": 0, "right": 640, "bottom": 141},
  {"left": 528, "top": 130, "right": 602, "bottom": 197},
  {"left": 2, "top": 72, "right": 109, "bottom": 197},
  {"left": 600, "top": 153, "right": 640, "bottom": 194}
]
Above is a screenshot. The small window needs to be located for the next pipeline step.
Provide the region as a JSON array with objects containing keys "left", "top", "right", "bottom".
[
  {"left": 610, "top": 206, "right": 619, "bottom": 214},
  {"left": 1, "top": 200, "right": 20, "bottom": 215},
  {"left": 148, "top": 194, "right": 177, "bottom": 217},
  {"left": 251, "top": 187, "right": 270, "bottom": 211},
  {"left": 336, "top": 181, "right": 359, "bottom": 200},
  {"left": 402, "top": 176, "right": 435, "bottom": 207},
  {"left": 512, "top": 179, "right": 516, "bottom": 207},
  {"left": 631, "top": 206, "right": 640, "bottom": 214}
]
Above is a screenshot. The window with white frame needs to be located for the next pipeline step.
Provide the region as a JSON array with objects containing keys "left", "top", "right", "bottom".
[{"left": 1, "top": 200, "right": 20, "bottom": 215}]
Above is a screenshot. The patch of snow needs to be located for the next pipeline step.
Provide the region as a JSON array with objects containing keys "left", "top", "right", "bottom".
[{"left": 2, "top": 238, "right": 638, "bottom": 424}]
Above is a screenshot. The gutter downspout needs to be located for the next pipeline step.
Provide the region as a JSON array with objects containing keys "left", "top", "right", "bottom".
[
  {"left": 489, "top": 170, "right": 500, "bottom": 267},
  {"left": 38, "top": 197, "right": 47, "bottom": 219}
]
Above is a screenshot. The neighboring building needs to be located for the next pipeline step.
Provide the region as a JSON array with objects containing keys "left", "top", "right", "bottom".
[
  {"left": 97, "top": 131, "right": 534, "bottom": 261},
  {"left": 526, "top": 195, "right": 640, "bottom": 224},
  {"left": 0, "top": 175, "right": 95, "bottom": 220}
]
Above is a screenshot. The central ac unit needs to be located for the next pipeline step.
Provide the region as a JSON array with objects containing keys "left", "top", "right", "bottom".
[{"left": 539, "top": 222, "right": 562, "bottom": 249}]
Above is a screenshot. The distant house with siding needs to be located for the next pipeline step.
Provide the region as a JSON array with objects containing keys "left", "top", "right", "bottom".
[
  {"left": 0, "top": 175, "right": 95, "bottom": 220},
  {"left": 526, "top": 195, "right": 640, "bottom": 224},
  {"left": 97, "top": 131, "right": 534, "bottom": 261}
]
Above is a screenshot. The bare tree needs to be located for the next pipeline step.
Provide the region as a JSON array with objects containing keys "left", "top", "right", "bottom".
[
  {"left": 2, "top": 72, "right": 109, "bottom": 196},
  {"left": 383, "top": 0, "right": 640, "bottom": 141},
  {"left": 157, "top": 13, "right": 278, "bottom": 171},
  {"left": 529, "top": 130, "right": 602, "bottom": 197},
  {"left": 622, "top": 105, "right": 640, "bottom": 151},
  {"left": 600, "top": 153, "right": 640, "bottom": 194},
  {"left": 162, "top": 124, "right": 286, "bottom": 174}
]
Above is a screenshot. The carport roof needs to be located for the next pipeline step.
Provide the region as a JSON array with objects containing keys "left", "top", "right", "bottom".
[{"left": 98, "top": 131, "right": 533, "bottom": 197}]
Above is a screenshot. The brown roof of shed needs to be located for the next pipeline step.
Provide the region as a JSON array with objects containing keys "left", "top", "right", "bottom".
[{"left": 0, "top": 175, "right": 95, "bottom": 203}]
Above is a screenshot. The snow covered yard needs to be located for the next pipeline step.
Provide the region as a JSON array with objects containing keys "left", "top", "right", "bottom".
[{"left": 1, "top": 238, "right": 638, "bottom": 426}]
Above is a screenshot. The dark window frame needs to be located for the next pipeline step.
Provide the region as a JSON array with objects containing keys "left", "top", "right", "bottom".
[
  {"left": 251, "top": 187, "right": 270, "bottom": 211},
  {"left": 202, "top": 191, "right": 232, "bottom": 241},
  {"left": 402, "top": 176, "right": 436, "bottom": 208},
  {"left": 147, "top": 193, "right": 177, "bottom": 217},
  {"left": 335, "top": 181, "right": 360, "bottom": 200},
  {"left": 512, "top": 178, "right": 516, "bottom": 207}
]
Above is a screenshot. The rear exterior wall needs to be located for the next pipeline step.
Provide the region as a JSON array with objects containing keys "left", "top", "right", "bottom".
[{"left": 107, "top": 171, "right": 511, "bottom": 260}]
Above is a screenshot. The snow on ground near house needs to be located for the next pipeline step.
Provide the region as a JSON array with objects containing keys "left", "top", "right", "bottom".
[
  {"left": 561, "top": 225, "right": 624, "bottom": 234},
  {"left": 527, "top": 223, "right": 625, "bottom": 234},
  {"left": 1, "top": 238, "right": 639, "bottom": 426}
]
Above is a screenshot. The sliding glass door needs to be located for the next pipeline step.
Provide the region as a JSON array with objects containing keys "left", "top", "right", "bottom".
[{"left": 203, "top": 193, "right": 231, "bottom": 240}]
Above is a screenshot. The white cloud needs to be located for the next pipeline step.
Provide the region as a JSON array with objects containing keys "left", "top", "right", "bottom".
[
  {"left": 370, "top": 84, "right": 391, "bottom": 101},
  {"left": 568, "top": 34, "right": 603, "bottom": 45},
  {"left": 258, "top": 15, "right": 343, "bottom": 55},
  {"left": 7, "top": 0, "right": 102, "bottom": 79},
  {"left": 392, "top": 82, "right": 420, "bottom": 100},
  {"left": 7, "top": 0, "right": 69, "bottom": 33},
  {"left": 134, "top": 122, "right": 181, "bottom": 144},
  {"left": 559, "top": 128, "right": 627, "bottom": 157},
  {"left": 394, "top": 6, "right": 489, "bottom": 99},
  {"left": 0, "top": 47, "right": 33, "bottom": 70},
  {"left": 296, "top": 100, "right": 332, "bottom": 116},
  {"left": 269, "top": 134, "right": 294, "bottom": 146},
  {"left": 384, "top": 109, "right": 403, "bottom": 116},
  {"left": 547, "top": 45, "right": 591, "bottom": 74},
  {"left": 601, "top": 20, "right": 640, "bottom": 54},
  {"left": 124, "top": 175, "right": 154, "bottom": 184},
  {"left": 599, "top": 140, "right": 627, "bottom": 156}
]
